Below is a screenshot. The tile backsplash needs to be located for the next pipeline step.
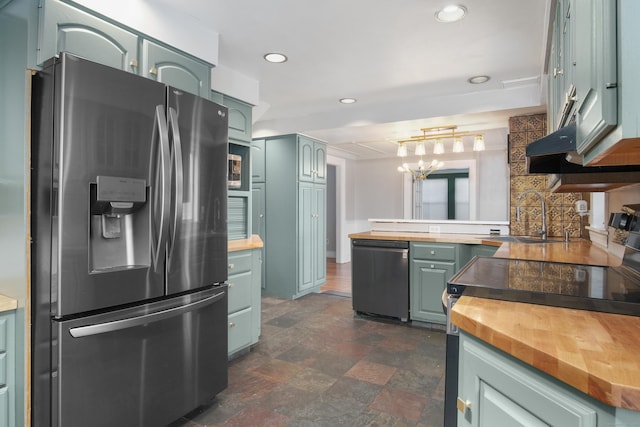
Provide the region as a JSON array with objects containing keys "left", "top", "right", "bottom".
[{"left": 508, "top": 114, "right": 585, "bottom": 238}]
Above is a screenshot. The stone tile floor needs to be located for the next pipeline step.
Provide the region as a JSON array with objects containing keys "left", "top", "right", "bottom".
[{"left": 170, "top": 293, "right": 446, "bottom": 426}]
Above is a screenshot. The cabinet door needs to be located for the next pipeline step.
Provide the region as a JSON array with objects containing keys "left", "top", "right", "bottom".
[
  {"left": 471, "top": 244, "right": 498, "bottom": 258},
  {"left": 298, "top": 135, "right": 315, "bottom": 182},
  {"left": 313, "top": 142, "right": 327, "bottom": 184},
  {"left": 251, "top": 139, "right": 266, "bottom": 182},
  {"left": 225, "top": 96, "right": 253, "bottom": 143},
  {"left": 298, "top": 182, "right": 315, "bottom": 291},
  {"left": 142, "top": 40, "right": 211, "bottom": 97},
  {"left": 575, "top": 0, "right": 617, "bottom": 154},
  {"left": 251, "top": 183, "right": 266, "bottom": 289},
  {"left": 38, "top": 0, "right": 139, "bottom": 70},
  {"left": 458, "top": 334, "right": 599, "bottom": 427},
  {"left": 313, "top": 185, "right": 326, "bottom": 286},
  {"left": 410, "top": 259, "right": 454, "bottom": 324}
]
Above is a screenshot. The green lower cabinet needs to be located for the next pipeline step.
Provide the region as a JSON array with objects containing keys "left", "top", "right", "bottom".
[
  {"left": 410, "top": 259, "right": 455, "bottom": 324},
  {"left": 0, "top": 311, "right": 15, "bottom": 427},
  {"left": 227, "top": 248, "right": 261, "bottom": 358},
  {"left": 471, "top": 244, "right": 498, "bottom": 258},
  {"left": 410, "top": 242, "right": 469, "bottom": 324},
  {"left": 457, "top": 332, "right": 640, "bottom": 427},
  {"left": 228, "top": 308, "right": 252, "bottom": 355}
]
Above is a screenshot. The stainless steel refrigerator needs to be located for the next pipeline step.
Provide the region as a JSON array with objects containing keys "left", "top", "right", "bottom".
[{"left": 31, "top": 52, "right": 229, "bottom": 427}]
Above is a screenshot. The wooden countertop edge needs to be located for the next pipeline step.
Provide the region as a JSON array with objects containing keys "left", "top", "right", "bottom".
[
  {"left": 0, "top": 295, "right": 18, "bottom": 313},
  {"left": 228, "top": 235, "right": 263, "bottom": 252},
  {"left": 348, "top": 231, "right": 499, "bottom": 245},
  {"left": 348, "top": 231, "right": 619, "bottom": 267},
  {"left": 452, "top": 296, "right": 640, "bottom": 411}
]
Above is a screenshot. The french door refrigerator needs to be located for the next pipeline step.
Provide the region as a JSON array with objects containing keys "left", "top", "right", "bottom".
[{"left": 31, "top": 52, "right": 229, "bottom": 427}]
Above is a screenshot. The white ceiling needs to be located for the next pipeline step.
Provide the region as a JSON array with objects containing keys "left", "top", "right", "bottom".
[{"left": 160, "top": 0, "right": 553, "bottom": 159}]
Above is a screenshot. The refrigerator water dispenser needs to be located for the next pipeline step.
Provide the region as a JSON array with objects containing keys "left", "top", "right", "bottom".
[{"left": 89, "top": 176, "right": 149, "bottom": 272}]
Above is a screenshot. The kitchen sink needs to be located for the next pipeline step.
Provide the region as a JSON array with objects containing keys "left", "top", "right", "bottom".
[{"left": 486, "top": 236, "right": 565, "bottom": 244}]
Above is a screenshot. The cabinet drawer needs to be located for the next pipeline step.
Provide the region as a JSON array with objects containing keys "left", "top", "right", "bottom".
[
  {"left": 412, "top": 243, "right": 456, "bottom": 261},
  {"left": 227, "top": 271, "right": 252, "bottom": 313},
  {"left": 228, "top": 251, "right": 252, "bottom": 275},
  {"left": 228, "top": 308, "right": 252, "bottom": 355},
  {"left": 0, "top": 352, "right": 5, "bottom": 387}
]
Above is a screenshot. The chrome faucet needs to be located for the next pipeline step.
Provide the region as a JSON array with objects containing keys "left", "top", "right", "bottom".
[{"left": 516, "top": 190, "right": 547, "bottom": 240}]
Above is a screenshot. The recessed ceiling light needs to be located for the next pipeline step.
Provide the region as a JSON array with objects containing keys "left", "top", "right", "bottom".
[
  {"left": 435, "top": 4, "right": 467, "bottom": 23},
  {"left": 339, "top": 98, "right": 357, "bottom": 104},
  {"left": 468, "top": 75, "right": 490, "bottom": 84},
  {"left": 264, "top": 53, "right": 288, "bottom": 63}
]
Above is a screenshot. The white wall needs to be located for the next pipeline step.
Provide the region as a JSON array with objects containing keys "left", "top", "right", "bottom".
[
  {"left": 476, "top": 149, "right": 509, "bottom": 221},
  {"left": 346, "top": 150, "right": 509, "bottom": 224}
]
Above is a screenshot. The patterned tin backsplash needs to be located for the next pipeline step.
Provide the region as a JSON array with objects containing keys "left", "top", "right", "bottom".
[{"left": 508, "top": 114, "right": 585, "bottom": 238}]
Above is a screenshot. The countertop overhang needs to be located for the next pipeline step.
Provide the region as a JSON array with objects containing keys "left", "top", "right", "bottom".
[
  {"left": 348, "top": 231, "right": 620, "bottom": 267},
  {"left": 228, "top": 234, "right": 263, "bottom": 252},
  {"left": 350, "top": 229, "right": 635, "bottom": 409},
  {"left": 452, "top": 296, "right": 640, "bottom": 411}
]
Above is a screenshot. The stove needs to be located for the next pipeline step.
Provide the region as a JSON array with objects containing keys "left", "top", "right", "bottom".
[
  {"left": 443, "top": 230, "right": 640, "bottom": 427},
  {"left": 448, "top": 231, "right": 640, "bottom": 317}
]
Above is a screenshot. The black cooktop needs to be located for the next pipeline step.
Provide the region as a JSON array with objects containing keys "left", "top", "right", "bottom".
[{"left": 447, "top": 256, "right": 640, "bottom": 317}]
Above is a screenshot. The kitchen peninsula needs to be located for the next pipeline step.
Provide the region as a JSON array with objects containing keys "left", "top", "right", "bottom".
[{"left": 350, "top": 227, "right": 640, "bottom": 424}]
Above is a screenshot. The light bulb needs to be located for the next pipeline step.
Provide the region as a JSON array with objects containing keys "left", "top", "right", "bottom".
[
  {"left": 473, "top": 135, "right": 485, "bottom": 151},
  {"left": 433, "top": 139, "right": 444, "bottom": 155},
  {"left": 453, "top": 137, "right": 464, "bottom": 153},
  {"left": 397, "top": 142, "right": 407, "bottom": 157}
]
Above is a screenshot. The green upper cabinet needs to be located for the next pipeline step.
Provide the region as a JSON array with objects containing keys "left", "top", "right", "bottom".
[
  {"left": 548, "top": 0, "right": 574, "bottom": 130},
  {"left": 251, "top": 139, "right": 266, "bottom": 182},
  {"left": 38, "top": 0, "right": 212, "bottom": 98},
  {"left": 547, "top": 0, "right": 640, "bottom": 165},
  {"left": 223, "top": 96, "right": 253, "bottom": 143},
  {"left": 298, "top": 134, "right": 327, "bottom": 184},
  {"left": 38, "top": 0, "right": 139, "bottom": 71},
  {"left": 141, "top": 40, "right": 210, "bottom": 97},
  {"left": 574, "top": 0, "right": 617, "bottom": 154}
]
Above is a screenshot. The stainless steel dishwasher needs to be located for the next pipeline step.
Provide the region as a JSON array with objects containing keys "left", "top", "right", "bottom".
[{"left": 351, "top": 239, "right": 409, "bottom": 321}]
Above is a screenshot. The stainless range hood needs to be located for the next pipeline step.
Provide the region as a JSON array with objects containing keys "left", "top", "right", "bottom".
[{"left": 525, "top": 124, "right": 640, "bottom": 192}]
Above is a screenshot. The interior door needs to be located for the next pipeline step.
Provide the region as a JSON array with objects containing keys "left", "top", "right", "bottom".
[{"left": 166, "top": 88, "right": 228, "bottom": 294}]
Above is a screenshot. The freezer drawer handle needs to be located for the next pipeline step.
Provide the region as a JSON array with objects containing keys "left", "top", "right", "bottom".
[{"left": 68, "top": 291, "right": 225, "bottom": 338}]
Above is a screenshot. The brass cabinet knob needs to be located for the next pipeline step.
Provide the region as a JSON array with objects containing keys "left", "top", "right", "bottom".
[{"left": 457, "top": 397, "right": 472, "bottom": 413}]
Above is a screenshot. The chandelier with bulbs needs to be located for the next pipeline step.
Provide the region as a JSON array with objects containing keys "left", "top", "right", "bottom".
[
  {"left": 396, "top": 125, "right": 485, "bottom": 180},
  {"left": 398, "top": 158, "right": 445, "bottom": 180}
]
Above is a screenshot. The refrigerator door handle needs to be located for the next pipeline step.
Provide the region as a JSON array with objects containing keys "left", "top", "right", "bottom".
[
  {"left": 167, "top": 107, "right": 184, "bottom": 266},
  {"left": 68, "top": 290, "right": 225, "bottom": 338},
  {"left": 150, "top": 105, "right": 171, "bottom": 271}
]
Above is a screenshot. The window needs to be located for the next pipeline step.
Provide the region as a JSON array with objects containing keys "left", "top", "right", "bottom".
[{"left": 415, "top": 169, "right": 470, "bottom": 220}]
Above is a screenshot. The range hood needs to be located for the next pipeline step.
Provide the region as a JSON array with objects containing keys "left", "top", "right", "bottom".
[{"left": 525, "top": 124, "right": 640, "bottom": 192}]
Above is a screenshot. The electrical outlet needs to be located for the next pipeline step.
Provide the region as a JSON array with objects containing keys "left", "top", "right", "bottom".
[{"left": 428, "top": 225, "right": 441, "bottom": 233}]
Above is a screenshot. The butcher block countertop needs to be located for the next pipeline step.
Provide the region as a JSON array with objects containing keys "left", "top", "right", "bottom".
[
  {"left": 228, "top": 235, "right": 263, "bottom": 252},
  {"left": 0, "top": 294, "right": 17, "bottom": 313},
  {"left": 452, "top": 297, "right": 640, "bottom": 411},
  {"left": 348, "top": 230, "right": 621, "bottom": 267}
]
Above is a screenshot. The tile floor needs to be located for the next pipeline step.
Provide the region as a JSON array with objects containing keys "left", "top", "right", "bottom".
[{"left": 170, "top": 293, "right": 447, "bottom": 426}]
